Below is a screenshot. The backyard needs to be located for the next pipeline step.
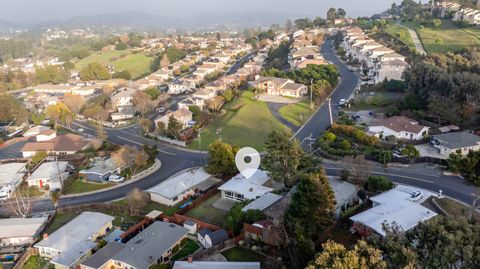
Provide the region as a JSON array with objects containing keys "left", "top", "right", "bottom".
[
  {"left": 75, "top": 50, "right": 153, "bottom": 78},
  {"left": 171, "top": 239, "right": 200, "bottom": 261},
  {"left": 185, "top": 193, "right": 227, "bottom": 226},
  {"left": 221, "top": 246, "right": 265, "bottom": 262},
  {"left": 22, "top": 255, "right": 50, "bottom": 269},
  {"left": 189, "top": 91, "right": 291, "bottom": 151},
  {"left": 278, "top": 99, "right": 315, "bottom": 127},
  {"left": 402, "top": 20, "right": 480, "bottom": 54},
  {"left": 113, "top": 199, "right": 181, "bottom": 216}
]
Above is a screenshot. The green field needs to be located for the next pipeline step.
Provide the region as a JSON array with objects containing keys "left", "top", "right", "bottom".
[
  {"left": 403, "top": 20, "right": 480, "bottom": 54},
  {"left": 384, "top": 24, "right": 416, "bottom": 51},
  {"left": 190, "top": 91, "right": 291, "bottom": 151},
  {"left": 279, "top": 99, "right": 314, "bottom": 127},
  {"left": 75, "top": 50, "right": 153, "bottom": 79}
]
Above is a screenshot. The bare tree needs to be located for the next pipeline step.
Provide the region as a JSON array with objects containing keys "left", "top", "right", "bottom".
[
  {"left": 133, "top": 91, "right": 155, "bottom": 117},
  {"left": 156, "top": 93, "right": 169, "bottom": 107},
  {"left": 343, "top": 155, "right": 373, "bottom": 187},
  {"left": 7, "top": 186, "right": 31, "bottom": 218},
  {"left": 140, "top": 118, "right": 153, "bottom": 133},
  {"left": 132, "top": 150, "right": 149, "bottom": 175},
  {"left": 125, "top": 188, "right": 150, "bottom": 215},
  {"left": 62, "top": 93, "right": 86, "bottom": 115}
]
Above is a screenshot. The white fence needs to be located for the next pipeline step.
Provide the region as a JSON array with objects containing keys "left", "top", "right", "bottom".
[{"left": 147, "top": 133, "right": 186, "bottom": 147}]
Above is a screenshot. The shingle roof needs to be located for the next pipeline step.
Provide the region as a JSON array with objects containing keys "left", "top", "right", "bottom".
[
  {"left": 433, "top": 132, "right": 480, "bottom": 149},
  {"left": 81, "top": 242, "right": 126, "bottom": 268},
  {"left": 206, "top": 229, "right": 228, "bottom": 246},
  {"left": 373, "top": 116, "right": 428, "bottom": 134}
]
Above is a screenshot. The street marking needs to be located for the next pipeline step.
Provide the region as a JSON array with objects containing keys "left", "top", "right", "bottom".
[{"left": 324, "top": 167, "right": 434, "bottom": 184}]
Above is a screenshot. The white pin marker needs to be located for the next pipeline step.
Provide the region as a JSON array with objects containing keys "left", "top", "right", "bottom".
[{"left": 235, "top": 147, "right": 261, "bottom": 179}]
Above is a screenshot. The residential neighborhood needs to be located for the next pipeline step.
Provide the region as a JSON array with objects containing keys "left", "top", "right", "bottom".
[{"left": 0, "top": 1, "right": 479, "bottom": 269}]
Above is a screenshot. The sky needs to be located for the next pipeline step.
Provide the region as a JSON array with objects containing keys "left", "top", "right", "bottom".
[{"left": 1, "top": 0, "right": 400, "bottom": 23}]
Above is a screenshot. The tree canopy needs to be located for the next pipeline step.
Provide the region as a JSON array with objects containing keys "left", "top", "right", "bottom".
[
  {"left": 205, "top": 140, "right": 239, "bottom": 177},
  {"left": 80, "top": 62, "right": 111, "bottom": 81}
]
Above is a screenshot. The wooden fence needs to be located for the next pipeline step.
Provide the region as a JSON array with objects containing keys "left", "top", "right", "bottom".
[{"left": 12, "top": 248, "right": 38, "bottom": 269}]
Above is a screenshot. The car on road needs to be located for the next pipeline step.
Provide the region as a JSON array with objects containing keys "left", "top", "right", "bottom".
[
  {"left": 338, "top": 99, "right": 347, "bottom": 106},
  {"left": 108, "top": 175, "right": 125, "bottom": 183},
  {"left": 410, "top": 191, "right": 423, "bottom": 202},
  {"left": 77, "top": 128, "right": 84, "bottom": 132},
  {"left": 156, "top": 107, "right": 166, "bottom": 113}
]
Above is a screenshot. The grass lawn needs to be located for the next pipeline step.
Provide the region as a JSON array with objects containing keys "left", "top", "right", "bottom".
[
  {"left": 402, "top": 20, "right": 480, "bottom": 54},
  {"left": 22, "top": 255, "right": 48, "bottom": 269},
  {"left": 185, "top": 193, "right": 227, "bottom": 226},
  {"left": 26, "top": 186, "right": 45, "bottom": 198},
  {"left": 189, "top": 91, "right": 291, "bottom": 151},
  {"left": 111, "top": 53, "right": 153, "bottom": 79},
  {"left": 44, "top": 211, "right": 78, "bottom": 234},
  {"left": 75, "top": 50, "right": 129, "bottom": 70},
  {"left": 172, "top": 239, "right": 200, "bottom": 261},
  {"left": 75, "top": 50, "right": 153, "bottom": 79},
  {"left": 221, "top": 246, "right": 265, "bottom": 262},
  {"left": 278, "top": 99, "right": 314, "bottom": 126},
  {"left": 384, "top": 24, "right": 415, "bottom": 50},
  {"left": 114, "top": 200, "right": 181, "bottom": 216},
  {"left": 62, "top": 179, "right": 115, "bottom": 195},
  {"left": 436, "top": 197, "right": 480, "bottom": 222}
]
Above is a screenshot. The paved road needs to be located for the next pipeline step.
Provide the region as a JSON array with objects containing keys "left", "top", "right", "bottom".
[
  {"left": 21, "top": 39, "right": 477, "bottom": 214},
  {"left": 397, "top": 23, "right": 427, "bottom": 55},
  {"left": 294, "top": 39, "right": 358, "bottom": 143}
]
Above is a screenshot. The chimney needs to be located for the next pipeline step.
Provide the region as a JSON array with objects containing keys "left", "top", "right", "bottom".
[
  {"left": 188, "top": 256, "right": 193, "bottom": 264},
  {"left": 249, "top": 188, "right": 253, "bottom": 192},
  {"left": 42, "top": 233, "right": 48, "bottom": 240}
]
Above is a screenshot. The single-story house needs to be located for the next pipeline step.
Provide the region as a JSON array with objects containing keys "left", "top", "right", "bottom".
[
  {"left": 80, "top": 242, "right": 125, "bottom": 269},
  {"left": 79, "top": 158, "right": 123, "bottom": 182},
  {"left": 0, "top": 217, "right": 48, "bottom": 248},
  {"left": 430, "top": 132, "right": 480, "bottom": 157},
  {"left": 147, "top": 168, "right": 220, "bottom": 206},
  {"left": 241, "top": 193, "right": 282, "bottom": 212},
  {"left": 218, "top": 170, "right": 273, "bottom": 202},
  {"left": 0, "top": 162, "right": 27, "bottom": 200},
  {"left": 350, "top": 185, "right": 437, "bottom": 237},
  {"left": 173, "top": 261, "right": 260, "bottom": 269},
  {"left": 23, "top": 125, "right": 51, "bottom": 137},
  {"left": 26, "top": 161, "right": 69, "bottom": 191},
  {"left": 21, "top": 133, "right": 91, "bottom": 158},
  {"left": 36, "top": 212, "right": 114, "bottom": 269},
  {"left": 109, "top": 222, "right": 189, "bottom": 268},
  {"left": 328, "top": 177, "right": 358, "bottom": 219},
  {"left": 197, "top": 228, "right": 228, "bottom": 249},
  {"left": 154, "top": 108, "right": 193, "bottom": 130},
  {"left": 368, "top": 116, "right": 429, "bottom": 141}
]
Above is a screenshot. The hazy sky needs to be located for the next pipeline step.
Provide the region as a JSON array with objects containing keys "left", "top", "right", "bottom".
[{"left": 1, "top": 0, "right": 399, "bottom": 23}]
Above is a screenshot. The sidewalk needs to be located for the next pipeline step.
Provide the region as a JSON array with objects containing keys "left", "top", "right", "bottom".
[{"left": 61, "top": 158, "right": 162, "bottom": 198}]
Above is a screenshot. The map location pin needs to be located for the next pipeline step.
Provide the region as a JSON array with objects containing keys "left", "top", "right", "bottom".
[{"left": 235, "top": 147, "right": 261, "bottom": 179}]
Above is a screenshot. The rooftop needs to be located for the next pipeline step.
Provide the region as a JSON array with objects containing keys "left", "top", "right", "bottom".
[
  {"left": 350, "top": 185, "right": 437, "bottom": 236},
  {"left": 218, "top": 170, "right": 273, "bottom": 200},
  {"left": 112, "top": 221, "right": 189, "bottom": 269},
  {"left": 372, "top": 116, "right": 428, "bottom": 134},
  {"left": 148, "top": 168, "right": 218, "bottom": 200},
  {"left": 432, "top": 131, "right": 480, "bottom": 149},
  {"left": 51, "top": 240, "right": 96, "bottom": 267},
  {"left": 28, "top": 161, "right": 68, "bottom": 181},
  {"left": 80, "top": 158, "right": 119, "bottom": 176},
  {"left": 0, "top": 162, "right": 27, "bottom": 186},
  {"left": 0, "top": 217, "right": 47, "bottom": 239},
  {"left": 242, "top": 193, "right": 282, "bottom": 212},
  {"left": 35, "top": 211, "right": 114, "bottom": 252},
  {"left": 81, "top": 242, "right": 126, "bottom": 269}
]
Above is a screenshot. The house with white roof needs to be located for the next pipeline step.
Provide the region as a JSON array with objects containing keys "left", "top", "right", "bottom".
[
  {"left": 350, "top": 185, "right": 437, "bottom": 237},
  {"left": 79, "top": 158, "right": 124, "bottom": 183},
  {"left": 35, "top": 212, "right": 114, "bottom": 269},
  {"left": 26, "top": 161, "right": 69, "bottom": 191},
  {"left": 0, "top": 217, "right": 48, "bottom": 248},
  {"left": 0, "top": 162, "right": 27, "bottom": 200},
  {"left": 148, "top": 168, "right": 221, "bottom": 206},
  {"left": 241, "top": 193, "right": 282, "bottom": 212},
  {"left": 218, "top": 170, "right": 273, "bottom": 202}
]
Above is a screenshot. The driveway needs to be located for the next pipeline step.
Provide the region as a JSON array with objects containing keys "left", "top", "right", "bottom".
[{"left": 266, "top": 102, "right": 299, "bottom": 131}]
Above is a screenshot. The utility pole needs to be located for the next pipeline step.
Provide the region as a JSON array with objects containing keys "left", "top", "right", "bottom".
[
  {"left": 327, "top": 98, "right": 334, "bottom": 127},
  {"left": 310, "top": 78, "right": 314, "bottom": 109}
]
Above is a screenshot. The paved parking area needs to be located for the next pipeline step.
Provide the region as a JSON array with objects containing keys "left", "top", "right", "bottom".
[
  {"left": 212, "top": 197, "right": 237, "bottom": 211},
  {"left": 258, "top": 94, "right": 301, "bottom": 104},
  {"left": 415, "top": 144, "right": 447, "bottom": 159}
]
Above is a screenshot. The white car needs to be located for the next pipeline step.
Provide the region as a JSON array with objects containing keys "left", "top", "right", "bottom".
[
  {"left": 338, "top": 99, "right": 347, "bottom": 106},
  {"left": 410, "top": 191, "right": 423, "bottom": 202},
  {"left": 156, "top": 107, "right": 166, "bottom": 113},
  {"left": 108, "top": 175, "right": 125, "bottom": 183},
  {"left": 77, "top": 128, "right": 84, "bottom": 132}
]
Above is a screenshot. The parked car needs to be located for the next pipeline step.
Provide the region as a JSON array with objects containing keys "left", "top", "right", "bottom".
[
  {"left": 156, "top": 107, "right": 166, "bottom": 113},
  {"left": 338, "top": 99, "right": 347, "bottom": 106},
  {"left": 77, "top": 128, "right": 84, "bottom": 132},
  {"left": 410, "top": 191, "right": 423, "bottom": 202},
  {"left": 108, "top": 175, "right": 125, "bottom": 183}
]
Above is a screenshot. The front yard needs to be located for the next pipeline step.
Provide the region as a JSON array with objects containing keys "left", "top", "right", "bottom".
[
  {"left": 61, "top": 178, "right": 115, "bottom": 195},
  {"left": 189, "top": 91, "right": 291, "bottom": 151},
  {"left": 185, "top": 193, "right": 228, "bottom": 226}
]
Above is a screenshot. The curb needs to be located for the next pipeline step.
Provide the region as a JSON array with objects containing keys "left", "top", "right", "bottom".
[{"left": 60, "top": 158, "right": 162, "bottom": 198}]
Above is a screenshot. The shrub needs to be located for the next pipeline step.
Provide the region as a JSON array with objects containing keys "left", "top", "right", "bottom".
[{"left": 367, "top": 176, "right": 394, "bottom": 193}]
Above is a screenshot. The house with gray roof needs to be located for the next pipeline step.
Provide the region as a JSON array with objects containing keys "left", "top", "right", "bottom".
[
  {"left": 110, "top": 221, "right": 189, "bottom": 269},
  {"left": 80, "top": 242, "right": 125, "bottom": 269},
  {"left": 198, "top": 228, "right": 228, "bottom": 249},
  {"left": 79, "top": 158, "right": 123, "bottom": 182},
  {"left": 431, "top": 131, "right": 480, "bottom": 157},
  {"left": 0, "top": 217, "right": 48, "bottom": 248},
  {"left": 35, "top": 212, "right": 114, "bottom": 269}
]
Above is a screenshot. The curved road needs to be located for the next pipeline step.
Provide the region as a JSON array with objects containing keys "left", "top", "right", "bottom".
[{"left": 25, "top": 39, "right": 474, "bottom": 213}]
